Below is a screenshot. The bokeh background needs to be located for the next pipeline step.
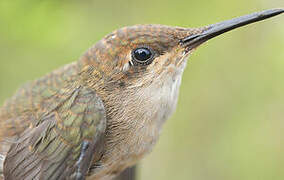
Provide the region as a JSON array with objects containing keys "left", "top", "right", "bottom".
[{"left": 0, "top": 0, "right": 284, "bottom": 179}]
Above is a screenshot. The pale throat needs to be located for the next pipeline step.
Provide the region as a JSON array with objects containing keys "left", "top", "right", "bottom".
[{"left": 107, "top": 58, "right": 187, "bottom": 146}]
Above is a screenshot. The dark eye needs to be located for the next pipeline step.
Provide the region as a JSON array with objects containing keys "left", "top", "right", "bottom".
[{"left": 132, "top": 47, "right": 154, "bottom": 65}]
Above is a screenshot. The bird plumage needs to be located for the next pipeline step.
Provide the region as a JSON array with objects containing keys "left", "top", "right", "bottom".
[
  {"left": 0, "top": 63, "right": 106, "bottom": 179},
  {"left": 0, "top": 9, "right": 283, "bottom": 180}
]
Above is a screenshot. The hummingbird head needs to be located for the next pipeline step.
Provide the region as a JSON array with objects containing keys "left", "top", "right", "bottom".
[
  {"left": 80, "top": 25, "right": 206, "bottom": 89},
  {"left": 79, "top": 9, "right": 283, "bottom": 92}
]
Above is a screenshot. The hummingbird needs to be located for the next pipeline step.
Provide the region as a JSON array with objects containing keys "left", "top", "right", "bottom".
[{"left": 0, "top": 9, "right": 283, "bottom": 180}]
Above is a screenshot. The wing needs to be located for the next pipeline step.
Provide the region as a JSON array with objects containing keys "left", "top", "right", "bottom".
[
  {"left": 3, "top": 86, "right": 106, "bottom": 180},
  {"left": 0, "top": 63, "right": 106, "bottom": 180},
  {"left": 0, "top": 63, "right": 78, "bottom": 177}
]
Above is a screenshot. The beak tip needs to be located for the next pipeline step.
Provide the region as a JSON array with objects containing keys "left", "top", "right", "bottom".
[
  {"left": 182, "top": 8, "right": 284, "bottom": 50},
  {"left": 270, "top": 8, "right": 284, "bottom": 13},
  {"left": 260, "top": 8, "right": 284, "bottom": 19}
]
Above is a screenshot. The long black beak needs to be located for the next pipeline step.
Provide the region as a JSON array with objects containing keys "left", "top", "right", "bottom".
[{"left": 182, "top": 9, "right": 284, "bottom": 50}]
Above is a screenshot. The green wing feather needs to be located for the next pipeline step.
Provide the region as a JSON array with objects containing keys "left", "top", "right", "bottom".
[{"left": 0, "top": 63, "right": 106, "bottom": 180}]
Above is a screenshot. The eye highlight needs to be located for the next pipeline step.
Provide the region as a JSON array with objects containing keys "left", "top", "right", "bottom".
[{"left": 132, "top": 47, "right": 154, "bottom": 65}]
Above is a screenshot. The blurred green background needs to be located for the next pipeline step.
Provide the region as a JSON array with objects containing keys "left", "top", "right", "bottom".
[{"left": 0, "top": 0, "right": 283, "bottom": 179}]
